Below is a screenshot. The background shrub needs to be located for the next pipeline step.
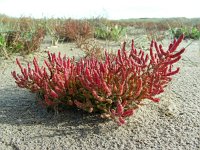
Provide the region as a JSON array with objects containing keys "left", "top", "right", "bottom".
[
  {"left": 170, "top": 27, "right": 200, "bottom": 39},
  {"left": 94, "top": 24, "right": 126, "bottom": 41},
  {"left": 54, "top": 19, "right": 94, "bottom": 42}
]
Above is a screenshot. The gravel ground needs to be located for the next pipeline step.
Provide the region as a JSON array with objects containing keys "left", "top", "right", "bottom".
[{"left": 0, "top": 38, "right": 199, "bottom": 150}]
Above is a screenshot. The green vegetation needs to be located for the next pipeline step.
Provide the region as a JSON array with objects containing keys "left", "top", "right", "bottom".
[
  {"left": 0, "top": 28, "right": 45, "bottom": 58},
  {"left": 94, "top": 24, "right": 126, "bottom": 41},
  {"left": 170, "top": 27, "right": 200, "bottom": 40},
  {"left": 0, "top": 14, "right": 200, "bottom": 59}
]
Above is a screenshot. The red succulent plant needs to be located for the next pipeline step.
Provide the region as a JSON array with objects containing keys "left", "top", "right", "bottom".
[{"left": 12, "top": 35, "right": 185, "bottom": 125}]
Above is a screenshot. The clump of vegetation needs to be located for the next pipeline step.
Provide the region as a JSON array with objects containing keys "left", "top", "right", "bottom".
[
  {"left": 76, "top": 38, "right": 104, "bottom": 59},
  {"left": 0, "top": 27, "right": 45, "bottom": 57},
  {"left": 170, "top": 27, "right": 200, "bottom": 39},
  {"left": 94, "top": 24, "right": 126, "bottom": 41},
  {"left": 53, "top": 19, "right": 94, "bottom": 42},
  {"left": 0, "top": 32, "right": 9, "bottom": 58},
  {"left": 146, "top": 31, "right": 166, "bottom": 42},
  {"left": 12, "top": 35, "right": 185, "bottom": 125},
  {"left": 20, "top": 27, "right": 46, "bottom": 54},
  {"left": 0, "top": 16, "right": 46, "bottom": 58}
]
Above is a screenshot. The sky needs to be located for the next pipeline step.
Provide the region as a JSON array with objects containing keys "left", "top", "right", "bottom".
[{"left": 0, "top": 0, "right": 199, "bottom": 19}]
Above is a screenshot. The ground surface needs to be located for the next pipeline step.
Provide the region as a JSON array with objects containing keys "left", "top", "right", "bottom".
[{"left": 0, "top": 36, "right": 200, "bottom": 150}]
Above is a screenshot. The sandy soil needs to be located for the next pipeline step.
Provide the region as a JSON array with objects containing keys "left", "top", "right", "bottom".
[{"left": 0, "top": 36, "right": 200, "bottom": 150}]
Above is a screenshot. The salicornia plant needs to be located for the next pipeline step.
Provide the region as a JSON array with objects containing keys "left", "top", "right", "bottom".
[{"left": 12, "top": 35, "right": 185, "bottom": 125}]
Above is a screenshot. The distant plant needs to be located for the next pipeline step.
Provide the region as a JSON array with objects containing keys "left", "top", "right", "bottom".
[
  {"left": 196, "top": 24, "right": 200, "bottom": 31},
  {"left": 76, "top": 38, "right": 103, "bottom": 59},
  {"left": 95, "top": 24, "right": 126, "bottom": 41},
  {"left": 54, "top": 19, "right": 94, "bottom": 42},
  {"left": 21, "top": 27, "right": 46, "bottom": 54},
  {"left": 170, "top": 27, "right": 200, "bottom": 40},
  {"left": 12, "top": 35, "right": 185, "bottom": 125},
  {"left": 0, "top": 27, "right": 45, "bottom": 57},
  {"left": 45, "top": 20, "right": 60, "bottom": 46},
  {"left": 15, "top": 17, "right": 34, "bottom": 32},
  {"left": 0, "top": 33, "right": 9, "bottom": 58},
  {"left": 146, "top": 31, "right": 166, "bottom": 45}
]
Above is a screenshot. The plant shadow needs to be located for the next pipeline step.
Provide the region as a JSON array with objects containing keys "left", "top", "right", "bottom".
[{"left": 0, "top": 86, "right": 118, "bottom": 138}]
